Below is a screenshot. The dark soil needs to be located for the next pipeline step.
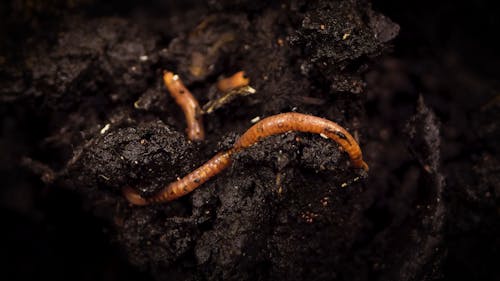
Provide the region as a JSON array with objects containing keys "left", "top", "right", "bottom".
[{"left": 1, "top": 0, "right": 498, "bottom": 280}]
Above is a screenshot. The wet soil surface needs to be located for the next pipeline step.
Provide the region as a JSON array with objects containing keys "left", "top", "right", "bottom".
[{"left": 1, "top": 1, "right": 499, "bottom": 280}]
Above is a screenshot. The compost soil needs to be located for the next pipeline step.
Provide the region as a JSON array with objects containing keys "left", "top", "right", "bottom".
[{"left": 1, "top": 1, "right": 499, "bottom": 281}]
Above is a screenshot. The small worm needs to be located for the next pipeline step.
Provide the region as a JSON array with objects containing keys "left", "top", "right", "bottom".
[
  {"left": 163, "top": 71, "right": 205, "bottom": 141},
  {"left": 216, "top": 71, "right": 250, "bottom": 92},
  {"left": 123, "top": 112, "right": 368, "bottom": 206},
  {"left": 123, "top": 151, "right": 233, "bottom": 206}
]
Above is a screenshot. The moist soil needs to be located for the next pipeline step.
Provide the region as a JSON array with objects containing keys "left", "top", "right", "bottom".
[{"left": 1, "top": 1, "right": 499, "bottom": 281}]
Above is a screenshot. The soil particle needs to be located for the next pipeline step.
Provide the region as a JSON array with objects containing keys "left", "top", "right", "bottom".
[
  {"left": 289, "top": 0, "right": 399, "bottom": 93},
  {"left": 64, "top": 121, "right": 198, "bottom": 197},
  {"left": 405, "top": 96, "right": 442, "bottom": 173},
  {"left": 5, "top": 17, "right": 160, "bottom": 109}
]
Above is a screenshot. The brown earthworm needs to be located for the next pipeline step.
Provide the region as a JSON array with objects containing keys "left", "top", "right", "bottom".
[
  {"left": 216, "top": 71, "right": 250, "bottom": 92},
  {"left": 234, "top": 112, "right": 368, "bottom": 170},
  {"left": 123, "top": 112, "right": 368, "bottom": 206},
  {"left": 123, "top": 151, "right": 232, "bottom": 206},
  {"left": 163, "top": 71, "right": 205, "bottom": 141}
]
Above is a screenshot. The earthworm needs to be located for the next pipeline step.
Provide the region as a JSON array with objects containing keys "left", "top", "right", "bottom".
[
  {"left": 123, "top": 112, "right": 368, "bottom": 205},
  {"left": 216, "top": 71, "right": 249, "bottom": 92},
  {"left": 234, "top": 112, "right": 368, "bottom": 170},
  {"left": 163, "top": 71, "right": 205, "bottom": 141},
  {"left": 123, "top": 151, "right": 233, "bottom": 206}
]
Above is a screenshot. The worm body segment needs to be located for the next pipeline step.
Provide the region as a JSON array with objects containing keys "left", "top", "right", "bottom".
[
  {"left": 163, "top": 71, "right": 205, "bottom": 141},
  {"left": 124, "top": 112, "right": 368, "bottom": 206},
  {"left": 234, "top": 112, "right": 368, "bottom": 170},
  {"left": 216, "top": 71, "right": 249, "bottom": 92},
  {"left": 123, "top": 151, "right": 232, "bottom": 206}
]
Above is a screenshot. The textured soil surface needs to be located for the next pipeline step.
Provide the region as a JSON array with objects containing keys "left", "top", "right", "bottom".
[{"left": 1, "top": 1, "right": 499, "bottom": 281}]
